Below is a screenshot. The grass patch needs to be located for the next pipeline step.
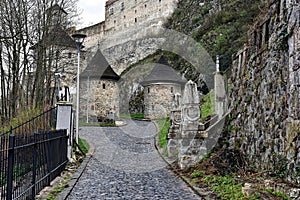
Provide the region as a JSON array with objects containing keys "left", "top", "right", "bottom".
[
  {"left": 200, "top": 90, "right": 215, "bottom": 122},
  {"left": 191, "top": 170, "right": 204, "bottom": 178},
  {"left": 202, "top": 175, "right": 261, "bottom": 200},
  {"left": 156, "top": 118, "right": 170, "bottom": 151},
  {"left": 78, "top": 137, "right": 89, "bottom": 155},
  {"left": 0, "top": 106, "right": 51, "bottom": 134},
  {"left": 120, "top": 113, "right": 144, "bottom": 119},
  {"left": 79, "top": 121, "right": 100, "bottom": 127},
  {"left": 262, "top": 188, "right": 289, "bottom": 200},
  {"left": 46, "top": 173, "right": 71, "bottom": 200}
]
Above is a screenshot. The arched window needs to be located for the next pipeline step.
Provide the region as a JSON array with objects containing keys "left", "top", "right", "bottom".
[{"left": 103, "top": 83, "right": 106, "bottom": 89}]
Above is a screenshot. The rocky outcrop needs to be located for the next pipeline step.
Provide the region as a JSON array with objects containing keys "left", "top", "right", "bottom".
[{"left": 229, "top": 0, "right": 300, "bottom": 184}]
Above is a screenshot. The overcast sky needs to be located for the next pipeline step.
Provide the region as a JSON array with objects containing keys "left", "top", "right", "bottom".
[{"left": 77, "top": 0, "right": 106, "bottom": 28}]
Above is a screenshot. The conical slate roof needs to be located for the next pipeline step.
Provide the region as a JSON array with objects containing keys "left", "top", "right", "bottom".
[
  {"left": 141, "top": 56, "right": 185, "bottom": 86},
  {"left": 30, "top": 26, "right": 76, "bottom": 49},
  {"left": 80, "top": 49, "right": 120, "bottom": 81}
]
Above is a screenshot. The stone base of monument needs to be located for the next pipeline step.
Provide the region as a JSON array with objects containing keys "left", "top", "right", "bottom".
[
  {"left": 167, "top": 139, "right": 179, "bottom": 160},
  {"left": 178, "top": 137, "right": 208, "bottom": 169}
]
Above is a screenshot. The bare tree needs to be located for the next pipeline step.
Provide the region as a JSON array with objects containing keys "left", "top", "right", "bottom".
[{"left": 0, "top": 0, "right": 79, "bottom": 126}]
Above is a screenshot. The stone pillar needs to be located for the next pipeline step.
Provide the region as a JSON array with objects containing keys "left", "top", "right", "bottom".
[
  {"left": 56, "top": 103, "right": 74, "bottom": 162},
  {"left": 214, "top": 56, "right": 227, "bottom": 119},
  {"left": 178, "top": 80, "right": 206, "bottom": 169},
  {"left": 167, "top": 93, "right": 182, "bottom": 159}
]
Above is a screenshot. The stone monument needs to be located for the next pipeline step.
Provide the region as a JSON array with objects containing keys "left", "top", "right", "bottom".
[
  {"left": 214, "top": 56, "right": 227, "bottom": 119},
  {"left": 167, "top": 93, "right": 182, "bottom": 159},
  {"left": 178, "top": 80, "right": 207, "bottom": 168}
]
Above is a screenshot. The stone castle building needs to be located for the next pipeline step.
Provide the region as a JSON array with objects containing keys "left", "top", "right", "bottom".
[
  {"left": 80, "top": 0, "right": 178, "bottom": 49},
  {"left": 141, "top": 56, "right": 185, "bottom": 119},
  {"left": 79, "top": 49, "right": 120, "bottom": 122},
  {"left": 76, "top": 0, "right": 180, "bottom": 119}
]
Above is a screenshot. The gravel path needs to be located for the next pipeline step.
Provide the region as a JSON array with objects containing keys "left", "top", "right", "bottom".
[{"left": 67, "top": 119, "right": 200, "bottom": 200}]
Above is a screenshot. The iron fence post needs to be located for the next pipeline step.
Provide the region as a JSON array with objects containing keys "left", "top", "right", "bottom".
[
  {"left": 6, "top": 132, "right": 15, "bottom": 200},
  {"left": 32, "top": 132, "right": 37, "bottom": 199}
]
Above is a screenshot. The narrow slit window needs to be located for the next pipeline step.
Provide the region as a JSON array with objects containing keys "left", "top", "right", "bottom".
[
  {"left": 121, "top": 2, "right": 125, "bottom": 11},
  {"left": 103, "top": 83, "right": 106, "bottom": 89}
]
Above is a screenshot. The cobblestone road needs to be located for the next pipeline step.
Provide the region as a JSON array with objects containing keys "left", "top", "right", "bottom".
[{"left": 68, "top": 119, "right": 200, "bottom": 200}]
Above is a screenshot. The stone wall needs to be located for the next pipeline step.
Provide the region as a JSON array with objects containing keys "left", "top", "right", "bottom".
[
  {"left": 77, "top": 22, "right": 105, "bottom": 48},
  {"left": 229, "top": 0, "right": 300, "bottom": 183},
  {"left": 105, "top": 0, "right": 177, "bottom": 34},
  {"left": 144, "top": 84, "right": 182, "bottom": 119},
  {"left": 79, "top": 79, "right": 119, "bottom": 122}
]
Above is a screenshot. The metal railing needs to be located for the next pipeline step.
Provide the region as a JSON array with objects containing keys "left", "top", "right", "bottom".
[
  {"left": 0, "top": 130, "right": 68, "bottom": 200},
  {"left": 0, "top": 106, "right": 57, "bottom": 136},
  {"left": 0, "top": 106, "right": 69, "bottom": 200}
]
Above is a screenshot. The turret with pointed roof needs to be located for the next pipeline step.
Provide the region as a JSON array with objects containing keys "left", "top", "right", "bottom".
[
  {"left": 142, "top": 56, "right": 185, "bottom": 119},
  {"left": 141, "top": 56, "right": 185, "bottom": 86},
  {"left": 80, "top": 49, "right": 120, "bottom": 81},
  {"left": 79, "top": 49, "right": 120, "bottom": 122}
]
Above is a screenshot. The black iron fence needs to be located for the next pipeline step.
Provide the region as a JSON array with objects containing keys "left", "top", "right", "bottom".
[{"left": 0, "top": 106, "right": 69, "bottom": 200}]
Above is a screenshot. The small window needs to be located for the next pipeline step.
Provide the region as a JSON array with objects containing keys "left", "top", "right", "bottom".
[
  {"left": 124, "top": 15, "right": 126, "bottom": 19},
  {"left": 103, "top": 83, "right": 106, "bottom": 89},
  {"left": 171, "top": 87, "right": 174, "bottom": 93},
  {"left": 135, "top": 10, "right": 137, "bottom": 14},
  {"left": 159, "top": 0, "right": 161, "bottom": 2},
  {"left": 121, "top": 2, "right": 125, "bottom": 11},
  {"left": 110, "top": 8, "right": 114, "bottom": 15},
  {"left": 114, "top": 20, "right": 116, "bottom": 24},
  {"left": 148, "top": 88, "right": 150, "bottom": 93},
  {"left": 135, "top": 18, "right": 137, "bottom": 23},
  {"left": 68, "top": 52, "right": 72, "bottom": 59},
  {"left": 145, "top": 4, "right": 147, "bottom": 8}
]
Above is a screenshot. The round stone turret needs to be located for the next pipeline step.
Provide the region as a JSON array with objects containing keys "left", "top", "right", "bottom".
[
  {"left": 80, "top": 49, "right": 120, "bottom": 123},
  {"left": 141, "top": 56, "right": 185, "bottom": 119}
]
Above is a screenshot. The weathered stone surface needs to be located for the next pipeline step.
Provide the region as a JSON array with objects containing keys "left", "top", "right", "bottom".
[
  {"left": 80, "top": 79, "right": 119, "bottom": 122},
  {"left": 144, "top": 84, "right": 182, "bottom": 119},
  {"left": 229, "top": 0, "right": 300, "bottom": 184},
  {"left": 214, "top": 70, "right": 227, "bottom": 119},
  {"left": 177, "top": 80, "right": 205, "bottom": 168}
]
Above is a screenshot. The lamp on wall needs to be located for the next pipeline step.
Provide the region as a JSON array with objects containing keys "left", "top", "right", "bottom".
[{"left": 72, "top": 33, "right": 86, "bottom": 150}]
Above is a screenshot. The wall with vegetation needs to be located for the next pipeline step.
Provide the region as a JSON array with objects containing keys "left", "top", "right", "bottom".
[
  {"left": 165, "top": 0, "right": 263, "bottom": 71},
  {"left": 229, "top": 0, "right": 300, "bottom": 184}
]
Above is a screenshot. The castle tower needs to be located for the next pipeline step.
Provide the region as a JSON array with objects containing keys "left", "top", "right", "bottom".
[
  {"left": 141, "top": 56, "right": 185, "bottom": 119},
  {"left": 80, "top": 49, "right": 120, "bottom": 123}
]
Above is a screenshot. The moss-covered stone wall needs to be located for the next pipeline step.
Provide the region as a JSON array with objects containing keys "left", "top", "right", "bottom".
[{"left": 229, "top": 0, "right": 300, "bottom": 183}]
